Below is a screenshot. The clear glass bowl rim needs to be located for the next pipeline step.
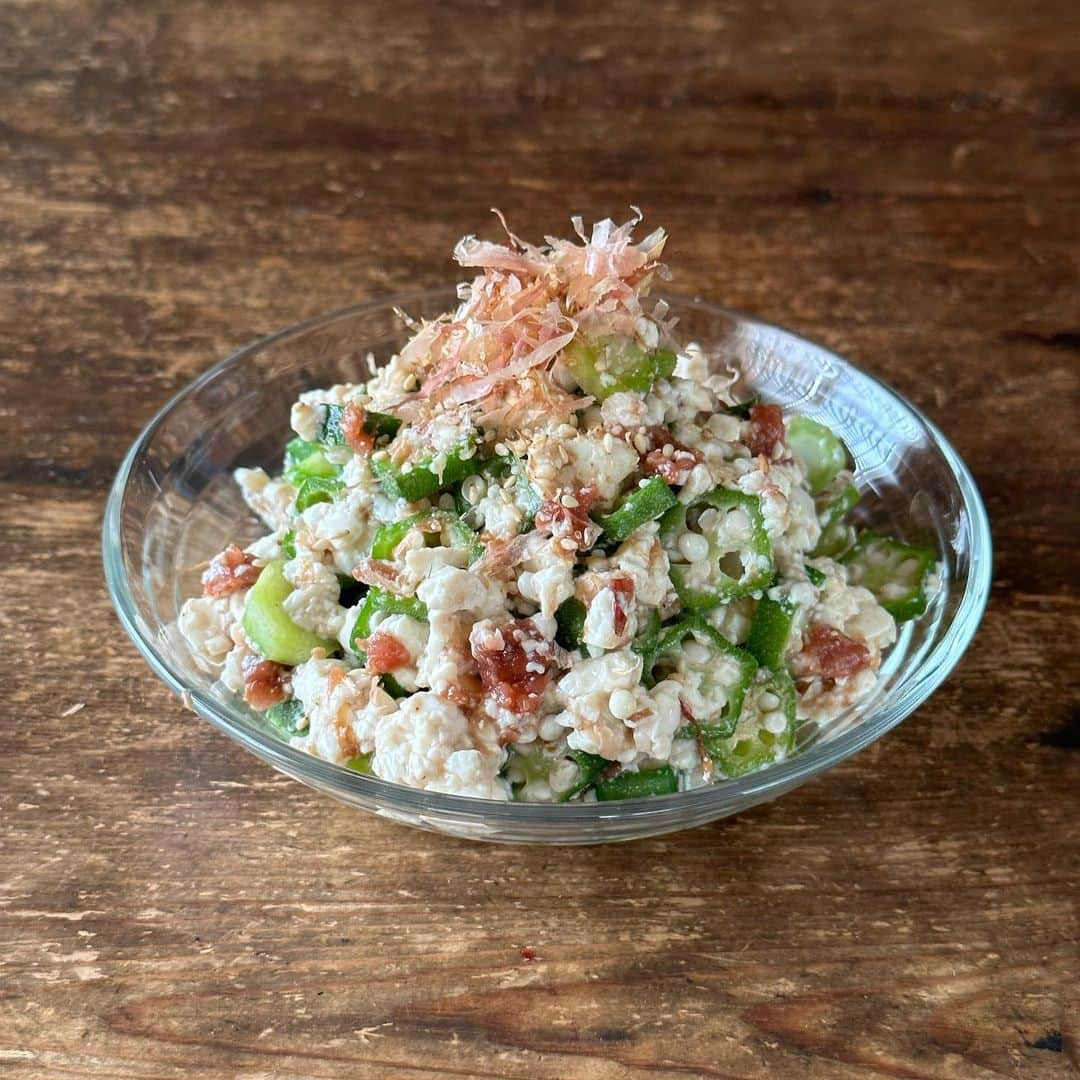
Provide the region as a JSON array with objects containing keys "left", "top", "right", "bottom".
[{"left": 103, "top": 291, "right": 992, "bottom": 829}]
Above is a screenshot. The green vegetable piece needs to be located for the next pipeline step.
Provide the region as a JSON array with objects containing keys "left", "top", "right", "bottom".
[
  {"left": 813, "top": 519, "right": 856, "bottom": 559},
  {"left": 709, "top": 670, "right": 797, "bottom": 777},
  {"left": 653, "top": 348, "right": 677, "bottom": 379},
  {"left": 820, "top": 482, "right": 859, "bottom": 527},
  {"left": 595, "top": 765, "right": 679, "bottom": 801},
  {"left": 505, "top": 745, "right": 559, "bottom": 802},
  {"left": 555, "top": 596, "right": 587, "bottom": 651},
  {"left": 810, "top": 482, "right": 859, "bottom": 559},
  {"left": 745, "top": 596, "right": 796, "bottom": 670},
  {"left": 364, "top": 410, "right": 402, "bottom": 440},
  {"left": 564, "top": 336, "right": 677, "bottom": 401},
  {"left": 380, "top": 674, "right": 411, "bottom": 699},
  {"left": 284, "top": 439, "right": 341, "bottom": 485},
  {"left": 345, "top": 752, "right": 373, "bottom": 774},
  {"left": 242, "top": 560, "right": 336, "bottom": 666},
  {"left": 631, "top": 609, "right": 665, "bottom": 660},
  {"left": 787, "top": 416, "right": 850, "bottom": 494},
  {"left": 842, "top": 531, "right": 937, "bottom": 622},
  {"left": 319, "top": 404, "right": 348, "bottom": 446},
  {"left": 504, "top": 746, "right": 611, "bottom": 802},
  {"left": 281, "top": 530, "right": 296, "bottom": 559},
  {"left": 666, "top": 488, "right": 774, "bottom": 610},
  {"left": 319, "top": 404, "right": 401, "bottom": 446},
  {"left": 725, "top": 394, "right": 760, "bottom": 420},
  {"left": 646, "top": 617, "right": 758, "bottom": 738},
  {"left": 295, "top": 474, "right": 344, "bottom": 512},
  {"left": 804, "top": 564, "right": 826, "bottom": 587},
  {"left": 265, "top": 697, "right": 305, "bottom": 736},
  {"left": 371, "top": 439, "right": 482, "bottom": 502},
  {"left": 560, "top": 751, "right": 610, "bottom": 802},
  {"left": 370, "top": 509, "right": 482, "bottom": 563},
  {"left": 597, "top": 477, "right": 678, "bottom": 544},
  {"left": 350, "top": 586, "right": 428, "bottom": 653},
  {"left": 285, "top": 437, "right": 320, "bottom": 469}
]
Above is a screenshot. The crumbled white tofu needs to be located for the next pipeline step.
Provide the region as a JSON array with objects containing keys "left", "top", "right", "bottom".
[
  {"left": 552, "top": 650, "right": 646, "bottom": 763},
  {"left": 235, "top": 467, "right": 296, "bottom": 531},
  {"left": 178, "top": 593, "right": 245, "bottom": 673},
  {"left": 524, "top": 428, "right": 638, "bottom": 503},
  {"left": 581, "top": 586, "right": 634, "bottom": 650},
  {"left": 517, "top": 556, "right": 575, "bottom": 620},
  {"left": 606, "top": 522, "right": 671, "bottom": 607},
  {"left": 297, "top": 486, "right": 381, "bottom": 576},
  {"left": 373, "top": 693, "right": 509, "bottom": 800},
  {"left": 415, "top": 566, "right": 506, "bottom": 696},
  {"left": 291, "top": 658, "right": 396, "bottom": 762},
  {"left": 600, "top": 391, "right": 648, "bottom": 429},
  {"left": 474, "top": 481, "right": 526, "bottom": 538},
  {"left": 283, "top": 555, "right": 345, "bottom": 639}
]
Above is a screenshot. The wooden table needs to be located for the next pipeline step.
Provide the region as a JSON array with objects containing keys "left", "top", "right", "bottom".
[{"left": 3, "top": 2, "right": 1077, "bottom": 1076}]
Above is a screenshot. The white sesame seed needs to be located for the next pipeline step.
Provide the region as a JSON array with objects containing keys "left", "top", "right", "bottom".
[
  {"left": 561, "top": 494, "right": 579, "bottom": 508},
  {"left": 662, "top": 443, "right": 674, "bottom": 458},
  {"left": 608, "top": 688, "right": 637, "bottom": 720},
  {"left": 559, "top": 537, "right": 578, "bottom": 552},
  {"left": 603, "top": 433, "right": 615, "bottom": 452},
  {"left": 633, "top": 434, "right": 650, "bottom": 454},
  {"left": 525, "top": 661, "right": 545, "bottom": 675}
]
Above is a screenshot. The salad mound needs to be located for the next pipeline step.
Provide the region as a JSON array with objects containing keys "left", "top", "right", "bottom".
[{"left": 180, "top": 213, "right": 937, "bottom": 802}]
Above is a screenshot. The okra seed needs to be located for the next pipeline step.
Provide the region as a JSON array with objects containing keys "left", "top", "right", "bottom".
[
  {"left": 608, "top": 688, "right": 637, "bottom": 720},
  {"left": 461, "top": 475, "right": 487, "bottom": 504},
  {"left": 725, "top": 508, "right": 752, "bottom": 540},
  {"left": 759, "top": 691, "right": 781, "bottom": 711},
  {"left": 678, "top": 532, "right": 710, "bottom": 563},
  {"left": 762, "top": 710, "right": 788, "bottom": 735}
]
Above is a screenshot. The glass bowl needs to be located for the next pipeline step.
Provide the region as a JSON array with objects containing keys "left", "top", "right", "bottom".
[{"left": 103, "top": 293, "right": 991, "bottom": 844}]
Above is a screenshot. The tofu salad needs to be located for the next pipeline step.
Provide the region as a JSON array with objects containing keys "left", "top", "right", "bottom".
[{"left": 180, "top": 213, "right": 938, "bottom": 803}]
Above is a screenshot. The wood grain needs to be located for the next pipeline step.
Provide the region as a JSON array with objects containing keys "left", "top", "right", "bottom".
[{"left": 1, "top": 1, "right": 1077, "bottom": 1077}]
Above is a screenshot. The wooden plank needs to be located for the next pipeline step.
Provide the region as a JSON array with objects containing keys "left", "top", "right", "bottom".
[{"left": 1, "top": 1, "right": 1076, "bottom": 1076}]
